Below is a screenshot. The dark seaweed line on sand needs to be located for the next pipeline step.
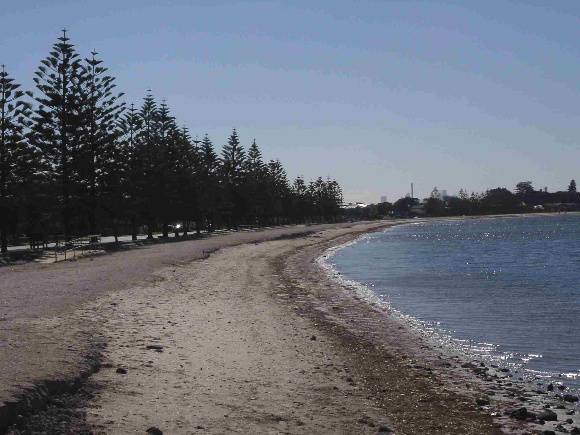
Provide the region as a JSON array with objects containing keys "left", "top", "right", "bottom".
[
  {"left": 0, "top": 343, "right": 104, "bottom": 434},
  {"left": 274, "top": 230, "right": 503, "bottom": 435}
]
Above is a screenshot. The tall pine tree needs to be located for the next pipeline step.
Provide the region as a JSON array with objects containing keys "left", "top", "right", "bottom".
[
  {"left": 198, "top": 134, "right": 220, "bottom": 231},
  {"left": 220, "top": 128, "right": 246, "bottom": 227},
  {"left": 133, "top": 92, "right": 159, "bottom": 238},
  {"left": 265, "top": 159, "right": 290, "bottom": 224},
  {"left": 244, "top": 139, "right": 266, "bottom": 224},
  {"left": 1, "top": 31, "right": 347, "bottom": 242},
  {"left": 78, "top": 50, "right": 125, "bottom": 234},
  {"left": 0, "top": 66, "right": 34, "bottom": 252},
  {"left": 31, "top": 30, "right": 84, "bottom": 241},
  {"left": 119, "top": 103, "right": 142, "bottom": 240},
  {"left": 156, "top": 100, "right": 179, "bottom": 237},
  {"left": 291, "top": 176, "right": 310, "bottom": 222}
]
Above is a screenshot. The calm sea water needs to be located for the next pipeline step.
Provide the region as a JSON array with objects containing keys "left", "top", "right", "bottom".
[{"left": 330, "top": 215, "right": 580, "bottom": 389}]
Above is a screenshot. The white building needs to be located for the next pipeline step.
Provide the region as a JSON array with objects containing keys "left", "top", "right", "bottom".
[{"left": 342, "top": 202, "right": 368, "bottom": 209}]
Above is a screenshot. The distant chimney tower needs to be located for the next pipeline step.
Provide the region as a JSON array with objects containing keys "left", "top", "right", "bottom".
[{"left": 411, "top": 183, "right": 414, "bottom": 199}]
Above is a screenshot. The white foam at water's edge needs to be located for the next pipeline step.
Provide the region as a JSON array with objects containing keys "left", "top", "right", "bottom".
[{"left": 316, "top": 228, "right": 579, "bottom": 392}]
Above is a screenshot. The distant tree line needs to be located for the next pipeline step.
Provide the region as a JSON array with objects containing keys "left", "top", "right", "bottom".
[
  {"left": 0, "top": 32, "right": 343, "bottom": 252},
  {"left": 346, "top": 180, "right": 580, "bottom": 221}
]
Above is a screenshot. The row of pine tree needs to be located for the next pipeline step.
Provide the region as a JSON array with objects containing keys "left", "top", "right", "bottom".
[{"left": 0, "top": 32, "right": 343, "bottom": 252}]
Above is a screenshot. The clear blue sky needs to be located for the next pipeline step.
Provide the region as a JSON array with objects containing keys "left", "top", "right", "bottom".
[{"left": 2, "top": 1, "right": 580, "bottom": 203}]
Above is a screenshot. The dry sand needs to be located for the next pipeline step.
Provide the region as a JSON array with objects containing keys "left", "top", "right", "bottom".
[
  {"left": 0, "top": 223, "right": 356, "bottom": 417},
  {"left": 4, "top": 221, "right": 573, "bottom": 434},
  {"left": 85, "top": 229, "right": 395, "bottom": 434}
]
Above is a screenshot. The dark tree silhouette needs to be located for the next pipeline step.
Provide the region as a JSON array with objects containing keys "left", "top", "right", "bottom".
[
  {"left": 291, "top": 176, "right": 310, "bottom": 223},
  {"left": 30, "top": 30, "right": 84, "bottom": 241},
  {"left": 0, "top": 32, "right": 346, "bottom": 251},
  {"left": 481, "top": 188, "right": 520, "bottom": 213},
  {"left": 171, "top": 126, "right": 198, "bottom": 237},
  {"left": 132, "top": 91, "right": 159, "bottom": 238},
  {"left": 265, "top": 159, "right": 290, "bottom": 224},
  {"left": 220, "top": 129, "right": 246, "bottom": 227},
  {"left": 424, "top": 187, "right": 445, "bottom": 216},
  {"left": 308, "top": 177, "right": 343, "bottom": 221},
  {"left": 197, "top": 134, "right": 221, "bottom": 232},
  {"left": 0, "top": 66, "right": 34, "bottom": 252},
  {"left": 392, "top": 196, "right": 417, "bottom": 217},
  {"left": 244, "top": 139, "right": 267, "bottom": 224},
  {"left": 155, "top": 100, "right": 180, "bottom": 237},
  {"left": 78, "top": 50, "right": 125, "bottom": 234},
  {"left": 515, "top": 181, "right": 534, "bottom": 197},
  {"left": 118, "top": 102, "right": 142, "bottom": 240}
]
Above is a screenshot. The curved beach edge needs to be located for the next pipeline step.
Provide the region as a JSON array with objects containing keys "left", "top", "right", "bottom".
[
  {"left": 2, "top": 219, "right": 578, "bottom": 434},
  {"left": 298, "top": 220, "right": 579, "bottom": 435}
]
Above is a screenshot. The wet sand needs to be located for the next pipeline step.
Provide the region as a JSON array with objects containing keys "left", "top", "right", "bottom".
[{"left": 3, "top": 221, "right": 574, "bottom": 434}]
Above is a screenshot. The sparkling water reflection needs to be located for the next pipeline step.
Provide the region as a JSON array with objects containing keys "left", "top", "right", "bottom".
[{"left": 331, "top": 215, "right": 580, "bottom": 389}]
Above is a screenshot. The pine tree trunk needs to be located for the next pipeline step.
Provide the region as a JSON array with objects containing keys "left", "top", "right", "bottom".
[
  {"left": 0, "top": 173, "right": 6, "bottom": 254},
  {"left": 131, "top": 217, "right": 138, "bottom": 241},
  {"left": 89, "top": 200, "right": 97, "bottom": 235},
  {"left": 60, "top": 72, "right": 71, "bottom": 242},
  {"left": 1, "top": 82, "right": 7, "bottom": 254},
  {"left": 89, "top": 179, "right": 97, "bottom": 235},
  {"left": 0, "top": 227, "right": 7, "bottom": 254},
  {"left": 61, "top": 167, "right": 70, "bottom": 241}
]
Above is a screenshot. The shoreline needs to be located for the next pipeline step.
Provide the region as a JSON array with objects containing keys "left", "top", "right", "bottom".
[
  {"left": 2, "top": 220, "right": 577, "bottom": 434},
  {"left": 318, "top": 219, "right": 576, "bottom": 383},
  {"left": 312, "top": 219, "right": 580, "bottom": 434},
  {"left": 280, "top": 222, "right": 504, "bottom": 434}
]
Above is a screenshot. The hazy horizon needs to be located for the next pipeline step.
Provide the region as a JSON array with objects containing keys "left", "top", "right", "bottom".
[{"left": 2, "top": 0, "right": 579, "bottom": 203}]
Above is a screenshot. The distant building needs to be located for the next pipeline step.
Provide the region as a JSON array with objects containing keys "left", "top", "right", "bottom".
[
  {"left": 380, "top": 195, "right": 387, "bottom": 203},
  {"left": 342, "top": 202, "right": 368, "bottom": 209},
  {"left": 440, "top": 189, "right": 448, "bottom": 199}
]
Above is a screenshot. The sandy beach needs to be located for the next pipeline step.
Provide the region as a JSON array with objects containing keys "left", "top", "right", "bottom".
[{"left": 2, "top": 221, "right": 577, "bottom": 434}]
